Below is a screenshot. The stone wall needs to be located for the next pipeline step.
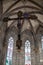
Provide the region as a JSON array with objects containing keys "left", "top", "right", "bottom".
[
  {"left": 0, "top": 0, "right": 3, "bottom": 64},
  {"left": 0, "top": 1, "right": 7, "bottom": 64},
  {"left": 2, "top": 27, "right": 43, "bottom": 65}
]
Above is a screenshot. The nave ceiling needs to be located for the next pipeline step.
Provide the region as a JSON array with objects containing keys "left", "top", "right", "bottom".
[{"left": 2, "top": 0, "right": 43, "bottom": 34}]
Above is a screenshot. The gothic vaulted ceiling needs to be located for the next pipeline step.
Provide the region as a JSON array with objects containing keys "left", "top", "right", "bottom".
[{"left": 2, "top": 0, "right": 43, "bottom": 33}]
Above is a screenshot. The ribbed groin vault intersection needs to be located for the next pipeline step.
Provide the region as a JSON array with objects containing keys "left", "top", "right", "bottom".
[{"left": 0, "top": 0, "right": 43, "bottom": 65}]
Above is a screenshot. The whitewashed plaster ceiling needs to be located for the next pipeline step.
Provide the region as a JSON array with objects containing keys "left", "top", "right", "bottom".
[{"left": 3, "top": 0, "right": 43, "bottom": 33}]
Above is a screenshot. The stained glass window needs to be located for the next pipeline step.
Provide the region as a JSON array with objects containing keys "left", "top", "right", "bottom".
[
  {"left": 6, "top": 37, "right": 14, "bottom": 65},
  {"left": 41, "top": 36, "right": 43, "bottom": 49},
  {"left": 40, "top": 36, "right": 43, "bottom": 62},
  {"left": 25, "top": 40, "right": 31, "bottom": 65}
]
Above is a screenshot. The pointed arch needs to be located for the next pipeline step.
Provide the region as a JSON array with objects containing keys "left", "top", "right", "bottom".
[
  {"left": 41, "top": 36, "right": 43, "bottom": 49},
  {"left": 21, "top": 29, "right": 35, "bottom": 65},
  {"left": 3, "top": 25, "right": 17, "bottom": 65},
  {"left": 6, "top": 37, "right": 14, "bottom": 65},
  {"left": 25, "top": 40, "right": 31, "bottom": 65},
  {"left": 36, "top": 26, "right": 43, "bottom": 64}
]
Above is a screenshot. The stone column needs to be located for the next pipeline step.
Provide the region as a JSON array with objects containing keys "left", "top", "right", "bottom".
[
  {"left": 34, "top": 44, "right": 40, "bottom": 65},
  {"left": 0, "top": 0, "right": 3, "bottom": 64},
  {"left": 34, "top": 51, "right": 40, "bottom": 65},
  {"left": 0, "top": 0, "right": 7, "bottom": 65},
  {"left": 0, "top": 22, "right": 7, "bottom": 65},
  {"left": 31, "top": 43, "right": 36, "bottom": 65}
]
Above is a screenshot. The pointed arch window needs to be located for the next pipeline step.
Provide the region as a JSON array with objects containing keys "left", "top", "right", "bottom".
[
  {"left": 40, "top": 36, "right": 43, "bottom": 62},
  {"left": 6, "top": 37, "right": 14, "bottom": 65},
  {"left": 25, "top": 40, "right": 31, "bottom": 65},
  {"left": 41, "top": 36, "right": 43, "bottom": 49}
]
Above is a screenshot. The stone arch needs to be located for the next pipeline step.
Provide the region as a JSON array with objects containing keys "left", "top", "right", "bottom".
[
  {"left": 36, "top": 26, "right": 43, "bottom": 48},
  {"left": 3, "top": 25, "right": 18, "bottom": 65},
  {"left": 10, "top": 29, "right": 35, "bottom": 65},
  {"left": 21, "top": 29, "right": 34, "bottom": 46},
  {"left": 36, "top": 26, "right": 43, "bottom": 65},
  {"left": 0, "top": 22, "right": 7, "bottom": 65},
  {"left": 21, "top": 29, "right": 35, "bottom": 65}
]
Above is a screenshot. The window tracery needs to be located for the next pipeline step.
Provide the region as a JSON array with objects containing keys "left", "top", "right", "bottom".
[
  {"left": 41, "top": 36, "right": 43, "bottom": 49},
  {"left": 6, "top": 37, "right": 14, "bottom": 65},
  {"left": 25, "top": 40, "right": 31, "bottom": 65},
  {"left": 40, "top": 36, "right": 43, "bottom": 62}
]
